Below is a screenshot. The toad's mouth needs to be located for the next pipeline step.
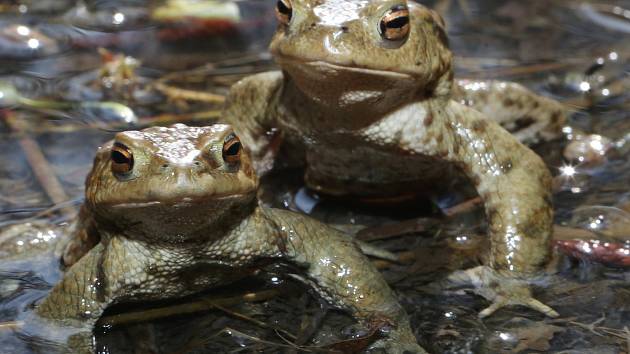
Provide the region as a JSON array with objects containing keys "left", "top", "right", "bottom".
[
  {"left": 107, "top": 193, "right": 251, "bottom": 209},
  {"left": 274, "top": 55, "right": 413, "bottom": 80}
]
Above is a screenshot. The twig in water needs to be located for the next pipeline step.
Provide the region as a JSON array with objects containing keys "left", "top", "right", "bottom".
[
  {"left": 213, "top": 304, "right": 297, "bottom": 341},
  {"left": 0, "top": 320, "right": 23, "bottom": 330},
  {"left": 98, "top": 288, "right": 283, "bottom": 327},
  {"left": 153, "top": 81, "right": 225, "bottom": 104},
  {"left": 3, "top": 110, "right": 76, "bottom": 220},
  {"left": 443, "top": 197, "right": 482, "bottom": 217}
]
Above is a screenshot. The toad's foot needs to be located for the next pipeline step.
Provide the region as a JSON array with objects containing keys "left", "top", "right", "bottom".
[
  {"left": 19, "top": 313, "right": 94, "bottom": 354},
  {"left": 368, "top": 323, "right": 427, "bottom": 354},
  {"left": 65, "top": 331, "right": 95, "bottom": 354},
  {"left": 446, "top": 265, "right": 558, "bottom": 319}
]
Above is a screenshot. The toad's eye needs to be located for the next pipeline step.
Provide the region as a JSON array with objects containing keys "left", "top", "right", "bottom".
[
  {"left": 379, "top": 5, "right": 410, "bottom": 41},
  {"left": 111, "top": 143, "right": 134, "bottom": 175},
  {"left": 222, "top": 134, "right": 242, "bottom": 165},
  {"left": 275, "top": 0, "right": 292, "bottom": 25}
]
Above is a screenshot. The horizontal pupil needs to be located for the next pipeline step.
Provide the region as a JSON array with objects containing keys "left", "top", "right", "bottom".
[
  {"left": 386, "top": 16, "right": 409, "bottom": 29},
  {"left": 111, "top": 150, "right": 129, "bottom": 164},
  {"left": 225, "top": 142, "right": 240, "bottom": 156},
  {"left": 277, "top": 1, "right": 290, "bottom": 14}
]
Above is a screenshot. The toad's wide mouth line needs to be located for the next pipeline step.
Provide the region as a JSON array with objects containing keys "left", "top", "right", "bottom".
[
  {"left": 106, "top": 193, "right": 251, "bottom": 209},
  {"left": 274, "top": 55, "right": 413, "bottom": 79}
]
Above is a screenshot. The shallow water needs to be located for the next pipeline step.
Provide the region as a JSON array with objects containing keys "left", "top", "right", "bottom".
[{"left": 0, "top": 0, "right": 628, "bottom": 353}]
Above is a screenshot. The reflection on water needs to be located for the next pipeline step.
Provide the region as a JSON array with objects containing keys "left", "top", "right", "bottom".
[{"left": 0, "top": 0, "right": 628, "bottom": 353}]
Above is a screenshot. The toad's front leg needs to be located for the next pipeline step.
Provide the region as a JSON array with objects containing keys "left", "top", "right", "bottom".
[
  {"left": 399, "top": 100, "right": 557, "bottom": 318},
  {"left": 223, "top": 71, "right": 285, "bottom": 174},
  {"left": 447, "top": 101, "right": 557, "bottom": 317},
  {"left": 444, "top": 101, "right": 554, "bottom": 274},
  {"left": 33, "top": 238, "right": 150, "bottom": 352},
  {"left": 262, "top": 208, "right": 425, "bottom": 353}
]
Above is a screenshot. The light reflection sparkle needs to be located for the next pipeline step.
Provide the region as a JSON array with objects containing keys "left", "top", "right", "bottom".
[
  {"left": 559, "top": 164, "right": 577, "bottom": 178},
  {"left": 113, "top": 12, "right": 125, "bottom": 25}
]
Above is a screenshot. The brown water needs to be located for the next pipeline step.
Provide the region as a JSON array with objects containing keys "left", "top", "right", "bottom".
[{"left": 0, "top": 0, "right": 628, "bottom": 353}]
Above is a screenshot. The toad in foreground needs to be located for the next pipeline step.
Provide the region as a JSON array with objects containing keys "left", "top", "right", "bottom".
[
  {"left": 1, "top": 124, "right": 420, "bottom": 353},
  {"left": 223, "top": 0, "right": 565, "bottom": 317}
]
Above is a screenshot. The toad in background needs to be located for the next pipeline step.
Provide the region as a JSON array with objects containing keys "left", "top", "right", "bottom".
[{"left": 223, "top": 0, "right": 566, "bottom": 318}]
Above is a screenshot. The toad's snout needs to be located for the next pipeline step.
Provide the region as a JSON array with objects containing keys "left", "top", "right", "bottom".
[{"left": 154, "top": 151, "right": 221, "bottom": 176}]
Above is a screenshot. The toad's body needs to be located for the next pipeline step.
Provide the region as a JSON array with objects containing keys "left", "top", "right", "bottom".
[
  {"left": 1, "top": 124, "right": 420, "bottom": 353},
  {"left": 223, "top": 0, "right": 565, "bottom": 316}
]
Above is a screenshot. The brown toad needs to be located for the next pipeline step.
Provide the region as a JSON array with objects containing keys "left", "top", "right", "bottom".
[
  {"left": 223, "top": 0, "right": 566, "bottom": 317},
  {"left": 1, "top": 124, "right": 421, "bottom": 353}
]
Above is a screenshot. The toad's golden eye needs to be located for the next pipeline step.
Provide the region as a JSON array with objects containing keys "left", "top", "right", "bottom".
[
  {"left": 222, "top": 133, "right": 242, "bottom": 164},
  {"left": 111, "top": 143, "right": 134, "bottom": 175},
  {"left": 379, "top": 5, "right": 410, "bottom": 41},
  {"left": 275, "top": 0, "right": 292, "bottom": 25}
]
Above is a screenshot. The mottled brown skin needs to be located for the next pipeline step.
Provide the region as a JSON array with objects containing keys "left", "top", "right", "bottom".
[
  {"left": 453, "top": 79, "right": 566, "bottom": 144},
  {"left": 2, "top": 124, "right": 420, "bottom": 353},
  {"left": 223, "top": 0, "right": 563, "bottom": 317}
]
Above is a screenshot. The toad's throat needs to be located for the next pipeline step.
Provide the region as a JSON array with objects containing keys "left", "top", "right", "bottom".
[{"left": 277, "top": 57, "right": 419, "bottom": 109}]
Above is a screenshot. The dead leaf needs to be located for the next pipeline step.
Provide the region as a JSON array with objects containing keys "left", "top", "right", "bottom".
[{"left": 512, "top": 323, "right": 565, "bottom": 353}]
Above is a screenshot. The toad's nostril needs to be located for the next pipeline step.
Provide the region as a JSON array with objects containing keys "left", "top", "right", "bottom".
[
  {"left": 192, "top": 160, "right": 213, "bottom": 172},
  {"left": 340, "top": 26, "right": 349, "bottom": 33}
]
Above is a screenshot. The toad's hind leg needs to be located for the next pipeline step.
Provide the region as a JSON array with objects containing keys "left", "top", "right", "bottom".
[{"left": 453, "top": 79, "right": 567, "bottom": 144}]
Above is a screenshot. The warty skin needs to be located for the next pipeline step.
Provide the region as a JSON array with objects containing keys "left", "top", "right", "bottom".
[
  {"left": 1, "top": 124, "right": 421, "bottom": 353},
  {"left": 223, "top": 0, "right": 564, "bottom": 319}
]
